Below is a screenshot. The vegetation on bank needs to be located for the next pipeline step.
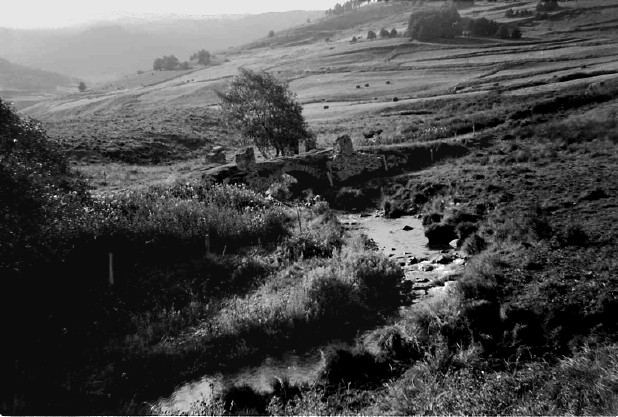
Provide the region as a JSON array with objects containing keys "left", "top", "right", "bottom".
[
  {"left": 200, "top": 92, "right": 618, "bottom": 415},
  {"left": 1, "top": 97, "right": 405, "bottom": 414}
]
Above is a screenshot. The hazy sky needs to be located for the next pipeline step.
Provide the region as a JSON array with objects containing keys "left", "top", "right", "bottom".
[{"left": 1, "top": 0, "right": 336, "bottom": 29}]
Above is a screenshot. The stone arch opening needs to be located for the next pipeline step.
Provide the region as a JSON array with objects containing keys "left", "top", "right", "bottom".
[{"left": 284, "top": 169, "right": 330, "bottom": 197}]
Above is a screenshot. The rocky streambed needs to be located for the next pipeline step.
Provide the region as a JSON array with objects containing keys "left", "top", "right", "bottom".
[{"left": 154, "top": 212, "right": 466, "bottom": 414}]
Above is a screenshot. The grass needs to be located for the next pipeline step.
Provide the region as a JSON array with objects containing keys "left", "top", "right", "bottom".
[
  {"left": 212, "top": 89, "right": 618, "bottom": 415},
  {"left": 5, "top": 1, "right": 618, "bottom": 414},
  {"left": 1, "top": 105, "right": 405, "bottom": 413}
]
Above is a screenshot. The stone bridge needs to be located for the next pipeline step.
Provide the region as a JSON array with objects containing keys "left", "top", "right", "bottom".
[{"left": 203, "top": 135, "right": 469, "bottom": 191}]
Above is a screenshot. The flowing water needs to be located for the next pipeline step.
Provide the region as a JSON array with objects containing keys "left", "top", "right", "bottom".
[{"left": 154, "top": 213, "right": 462, "bottom": 414}]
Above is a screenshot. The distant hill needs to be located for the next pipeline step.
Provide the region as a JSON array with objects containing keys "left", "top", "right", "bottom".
[
  {"left": 0, "top": 57, "right": 77, "bottom": 95},
  {"left": 0, "top": 10, "right": 324, "bottom": 82}
]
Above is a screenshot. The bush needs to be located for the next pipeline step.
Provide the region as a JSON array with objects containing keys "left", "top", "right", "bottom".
[
  {"left": 425, "top": 223, "right": 457, "bottom": 246},
  {"left": 367, "top": 30, "right": 377, "bottom": 40},
  {"left": 511, "top": 26, "right": 522, "bottom": 39},
  {"left": 461, "top": 233, "right": 487, "bottom": 255},
  {"left": 380, "top": 28, "right": 391, "bottom": 39},
  {"left": 537, "top": 0, "right": 560, "bottom": 12},
  {"left": 334, "top": 187, "right": 374, "bottom": 211},
  {"left": 351, "top": 253, "right": 402, "bottom": 308},
  {"left": 467, "top": 17, "right": 500, "bottom": 37},
  {"left": 496, "top": 25, "right": 510, "bottom": 39},
  {"left": 304, "top": 269, "right": 357, "bottom": 320}
]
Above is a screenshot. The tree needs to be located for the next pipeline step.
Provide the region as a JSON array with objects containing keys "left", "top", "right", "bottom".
[
  {"left": 408, "top": 5, "right": 461, "bottom": 41},
  {"left": 496, "top": 24, "right": 510, "bottom": 39},
  {"left": 191, "top": 49, "right": 211, "bottom": 65},
  {"left": 390, "top": 28, "right": 399, "bottom": 37},
  {"left": 153, "top": 57, "right": 163, "bottom": 71},
  {"left": 268, "top": 30, "right": 275, "bottom": 38},
  {"left": 380, "top": 28, "right": 391, "bottom": 38},
  {"left": 511, "top": 26, "right": 522, "bottom": 39},
  {"left": 77, "top": 81, "right": 87, "bottom": 93},
  {"left": 162, "top": 55, "right": 179, "bottom": 71},
  {"left": 367, "top": 30, "right": 377, "bottom": 40},
  {"left": 179, "top": 61, "right": 190, "bottom": 70},
  {"left": 217, "top": 68, "right": 313, "bottom": 158}
]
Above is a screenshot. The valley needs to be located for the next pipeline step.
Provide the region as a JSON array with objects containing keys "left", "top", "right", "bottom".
[{"left": 2, "top": 0, "right": 618, "bottom": 414}]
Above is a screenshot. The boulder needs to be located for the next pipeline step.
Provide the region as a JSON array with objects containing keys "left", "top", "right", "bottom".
[
  {"left": 333, "top": 134, "right": 354, "bottom": 156},
  {"left": 206, "top": 146, "right": 226, "bottom": 164},
  {"left": 235, "top": 147, "right": 256, "bottom": 171}
]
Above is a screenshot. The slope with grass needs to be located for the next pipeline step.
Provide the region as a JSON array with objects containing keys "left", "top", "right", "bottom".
[{"left": 3, "top": 0, "right": 618, "bottom": 414}]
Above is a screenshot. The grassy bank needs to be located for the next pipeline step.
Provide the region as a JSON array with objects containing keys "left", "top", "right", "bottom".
[
  {"left": 190, "top": 89, "right": 618, "bottom": 415},
  {"left": 1, "top": 97, "right": 408, "bottom": 414}
]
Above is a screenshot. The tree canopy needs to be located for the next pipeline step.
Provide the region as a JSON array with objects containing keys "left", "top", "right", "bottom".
[
  {"left": 190, "top": 49, "right": 211, "bottom": 65},
  {"left": 408, "top": 5, "right": 460, "bottom": 41},
  {"left": 153, "top": 55, "right": 180, "bottom": 71},
  {"left": 217, "top": 68, "right": 313, "bottom": 158}
]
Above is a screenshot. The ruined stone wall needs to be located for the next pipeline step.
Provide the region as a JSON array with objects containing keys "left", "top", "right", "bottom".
[
  {"left": 328, "top": 153, "right": 385, "bottom": 183},
  {"left": 203, "top": 140, "right": 468, "bottom": 188}
]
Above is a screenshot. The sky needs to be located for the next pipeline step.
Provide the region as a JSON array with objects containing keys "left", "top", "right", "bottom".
[{"left": 0, "top": 0, "right": 336, "bottom": 29}]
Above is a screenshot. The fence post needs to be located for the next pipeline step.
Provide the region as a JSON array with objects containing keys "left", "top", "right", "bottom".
[
  {"left": 383, "top": 155, "right": 388, "bottom": 171},
  {"left": 326, "top": 170, "right": 334, "bottom": 187},
  {"left": 108, "top": 252, "right": 114, "bottom": 286},
  {"left": 205, "top": 233, "right": 210, "bottom": 256}
]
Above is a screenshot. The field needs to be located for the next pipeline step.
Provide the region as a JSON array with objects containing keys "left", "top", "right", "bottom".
[{"left": 4, "top": 0, "right": 618, "bottom": 414}]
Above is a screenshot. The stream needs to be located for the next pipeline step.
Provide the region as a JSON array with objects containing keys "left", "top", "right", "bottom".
[{"left": 153, "top": 212, "right": 465, "bottom": 414}]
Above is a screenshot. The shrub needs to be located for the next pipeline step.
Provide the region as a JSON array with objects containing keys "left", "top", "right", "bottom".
[
  {"left": 556, "top": 224, "right": 588, "bottom": 247},
  {"left": 467, "top": 17, "right": 500, "bottom": 37},
  {"left": 425, "top": 223, "right": 457, "bottom": 246},
  {"left": 461, "top": 233, "right": 487, "bottom": 255},
  {"left": 279, "top": 231, "right": 341, "bottom": 261},
  {"left": 536, "top": 0, "right": 560, "bottom": 12},
  {"left": 334, "top": 187, "right": 374, "bottom": 211},
  {"left": 351, "top": 252, "right": 402, "bottom": 308},
  {"left": 456, "top": 221, "right": 478, "bottom": 242},
  {"left": 383, "top": 198, "right": 405, "bottom": 218},
  {"left": 380, "top": 28, "right": 391, "bottom": 39},
  {"left": 511, "top": 26, "right": 522, "bottom": 39},
  {"left": 304, "top": 267, "right": 357, "bottom": 320},
  {"left": 367, "top": 30, "right": 377, "bottom": 40},
  {"left": 390, "top": 28, "right": 398, "bottom": 37},
  {"left": 496, "top": 25, "right": 510, "bottom": 39}
]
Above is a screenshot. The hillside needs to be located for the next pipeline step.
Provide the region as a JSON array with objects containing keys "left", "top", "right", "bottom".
[
  {"left": 21, "top": 0, "right": 618, "bottom": 174},
  {"left": 3, "top": 0, "right": 618, "bottom": 415},
  {"left": 0, "top": 57, "right": 78, "bottom": 109},
  {"left": 0, "top": 10, "right": 324, "bottom": 82}
]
